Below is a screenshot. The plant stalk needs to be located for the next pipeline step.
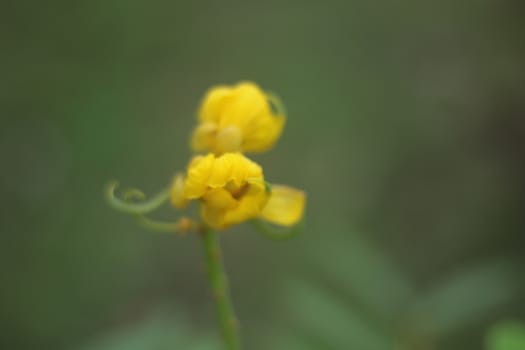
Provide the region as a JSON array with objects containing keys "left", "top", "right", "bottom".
[{"left": 201, "top": 227, "right": 241, "bottom": 350}]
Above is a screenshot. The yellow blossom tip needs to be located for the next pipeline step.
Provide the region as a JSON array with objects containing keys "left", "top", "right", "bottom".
[
  {"left": 192, "top": 81, "right": 286, "bottom": 154},
  {"left": 170, "top": 173, "right": 188, "bottom": 208}
]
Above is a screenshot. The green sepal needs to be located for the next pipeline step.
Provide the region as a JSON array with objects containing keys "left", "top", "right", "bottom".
[{"left": 266, "top": 91, "right": 287, "bottom": 117}]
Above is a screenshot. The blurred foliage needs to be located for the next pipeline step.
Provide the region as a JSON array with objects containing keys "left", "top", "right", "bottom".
[
  {"left": 79, "top": 308, "right": 220, "bottom": 350},
  {"left": 486, "top": 321, "right": 525, "bottom": 350},
  {"left": 2, "top": 0, "right": 525, "bottom": 349},
  {"left": 269, "top": 232, "right": 523, "bottom": 349}
]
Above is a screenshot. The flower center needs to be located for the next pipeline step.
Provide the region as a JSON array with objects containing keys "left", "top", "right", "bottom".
[{"left": 225, "top": 181, "right": 250, "bottom": 200}]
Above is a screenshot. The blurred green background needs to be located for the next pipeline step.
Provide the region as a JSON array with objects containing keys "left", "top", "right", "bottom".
[{"left": 2, "top": 1, "right": 525, "bottom": 349}]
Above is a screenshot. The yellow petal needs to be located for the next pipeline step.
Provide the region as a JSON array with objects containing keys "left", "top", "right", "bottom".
[
  {"left": 219, "top": 82, "right": 269, "bottom": 128},
  {"left": 222, "top": 182, "right": 268, "bottom": 227},
  {"left": 215, "top": 125, "right": 243, "bottom": 153},
  {"left": 207, "top": 153, "right": 236, "bottom": 188},
  {"left": 191, "top": 122, "right": 217, "bottom": 152},
  {"left": 198, "top": 86, "right": 233, "bottom": 123},
  {"left": 170, "top": 173, "right": 188, "bottom": 208},
  {"left": 230, "top": 155, "right": 263, "bottom": 186},
  {"left": 201, "top": 205, "right": 228, "bottom": 229},
  {"left": 203, "top": 188, "right": 238, "bottom": 209},
  {"left": 259, "top": 185, "right": 305, "bottom": 226},
  {"left": 242, "top": 112, "right": 285, "bottom": 152},
  {"left": 183, "top": 154, "right": 215, "bottom": 198}
]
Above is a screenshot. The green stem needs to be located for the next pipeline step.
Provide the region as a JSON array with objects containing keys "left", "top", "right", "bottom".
[{"left": 201, "top": 227, "right": 241, "bottom": 350}]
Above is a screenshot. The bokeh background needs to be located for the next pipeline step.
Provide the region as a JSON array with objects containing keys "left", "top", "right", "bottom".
[{"left": 2, "top": 1, "right": 525, "bottom": 349}]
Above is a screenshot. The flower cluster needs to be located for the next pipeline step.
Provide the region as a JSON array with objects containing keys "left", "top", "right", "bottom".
[
  {"left": 108, "top": 81, "right": 305, "bottom": 233},
  {"left": 170, "top": 82, "right": 305, "bottom": 230}
]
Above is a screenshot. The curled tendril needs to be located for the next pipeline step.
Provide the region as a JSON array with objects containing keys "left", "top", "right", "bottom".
[
  {"left": 124, "top": 188, "right": 146, "bottom": 201},
  {"left": 134, "top": 215, "right": 197, "bottom": 234},
  {"left": 266, "top": 91, "right": 287, "bottom": 117},
  {"left": 105, "top": 181, "right": 169, "bottom": 215},
  {"left": 251, "top": 219, "right": 302, "bottom": 241}
]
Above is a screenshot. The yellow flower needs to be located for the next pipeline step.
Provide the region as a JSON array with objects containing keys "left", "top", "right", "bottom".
[
  {"left": 191, "top": 81, "right": 286, "bottom": 154},
  {"left": 175, "top": 152, "right": 305, "bottom": 229}
]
